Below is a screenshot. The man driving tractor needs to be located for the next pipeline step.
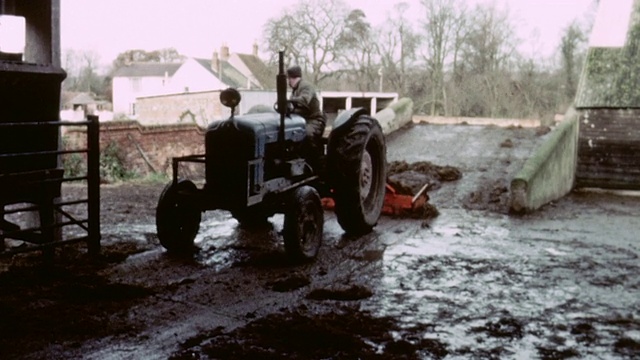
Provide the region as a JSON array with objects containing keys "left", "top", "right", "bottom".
[{"left": 286, "top": 65, "right": 327, "bottom": 174}]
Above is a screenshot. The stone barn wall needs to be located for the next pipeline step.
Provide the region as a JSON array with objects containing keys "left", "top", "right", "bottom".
[
  {"left": 576, "top": 109, "right": 640, "bottom": 190},
  {"left": 573, "top": 1, "right": 640, "bottom": 189}
]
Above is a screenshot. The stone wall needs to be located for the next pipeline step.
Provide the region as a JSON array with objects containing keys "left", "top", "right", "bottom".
[
  {"left": 136, "top": 91, "right": 226, "bottom": 127},
  {"left": 64, "top": 95, "right": 415, "bottom": 180},
  {"left": 413, "top": 115, "right": 541, "bottom": 128}
]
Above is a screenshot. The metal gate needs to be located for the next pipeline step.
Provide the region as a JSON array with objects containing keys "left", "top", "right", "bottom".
[{"left": 0, "top": 115, "right": 100, "bottom": 256}]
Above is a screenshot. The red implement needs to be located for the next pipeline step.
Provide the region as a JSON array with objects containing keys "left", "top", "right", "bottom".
[{"left": 322, "top": 182, "right": 430, "bottom": 217}]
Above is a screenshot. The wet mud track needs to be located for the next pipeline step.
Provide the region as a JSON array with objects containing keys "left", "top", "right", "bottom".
[{"left": 1, "top": 123, "right": 639, "bottom": 359}]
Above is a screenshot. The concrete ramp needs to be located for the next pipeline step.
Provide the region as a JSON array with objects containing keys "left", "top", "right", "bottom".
[{"left": 510, "top": 109, "right": 579, "bottom": 213}]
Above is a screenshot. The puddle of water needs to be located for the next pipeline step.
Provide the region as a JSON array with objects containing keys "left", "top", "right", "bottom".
[
  {"left": 360, "top": 209, "right": 640, "bottom": 358},
  {"left": 194, "top": 212, "right": 286, "bottom": 270},
  {"left": 195, "top": 211, "right": 238, "bottom": 243},
  {"left": 103, "top": 224, "right": 156, "bottom": 243}
]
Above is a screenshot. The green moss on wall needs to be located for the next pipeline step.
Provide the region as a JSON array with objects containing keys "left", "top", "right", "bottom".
[
  {"left": 575, "top": 0, "right": 640, "bottom": 108},
  {"left": 390, "top": 98, "right": 413, "bottom": 115}
]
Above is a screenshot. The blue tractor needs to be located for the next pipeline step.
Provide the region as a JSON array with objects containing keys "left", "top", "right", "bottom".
[{"left": 156, "top": 51, "right": 387, "bottom": 262}]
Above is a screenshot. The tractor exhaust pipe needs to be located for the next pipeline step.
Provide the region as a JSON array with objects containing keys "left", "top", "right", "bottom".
[{"left": 276, "top": 50, "right": 287, "bottom": 153}]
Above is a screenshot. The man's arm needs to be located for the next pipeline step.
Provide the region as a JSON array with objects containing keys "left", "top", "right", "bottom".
[{"left": 289, "top": 82, "right": 314, "bottom": 112}]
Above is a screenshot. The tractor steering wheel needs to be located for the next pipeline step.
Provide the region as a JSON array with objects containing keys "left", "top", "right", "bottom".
[{"left": 274, "top": 100, "right": 295, "bottom": 114}]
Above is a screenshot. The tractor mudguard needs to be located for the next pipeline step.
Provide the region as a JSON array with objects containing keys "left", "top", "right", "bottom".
[{"left": 330, "top": 107, "right": 369, "bottom": 134}]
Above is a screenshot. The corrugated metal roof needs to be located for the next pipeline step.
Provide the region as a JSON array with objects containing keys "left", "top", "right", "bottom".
[{"left": 112, "top": 62, "right": 182, "bottom": 78}]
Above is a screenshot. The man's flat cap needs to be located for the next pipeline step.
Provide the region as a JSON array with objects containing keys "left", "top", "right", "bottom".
[{"left": 286, "top": 65, "right": 302, "bottom": 78}]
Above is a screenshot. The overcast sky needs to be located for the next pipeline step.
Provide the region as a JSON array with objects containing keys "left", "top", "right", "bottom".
[{"left": 60, "top": 0, "right": 597, "bottom": 67}]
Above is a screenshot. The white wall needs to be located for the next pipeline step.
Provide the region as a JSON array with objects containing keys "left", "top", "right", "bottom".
[
  {"left": 112, "top": 77, "right": 131, "bottom": 116},
  {"left": 60, "top": 109, "right": 114, "bottom": 122},
  {"left": 238, "top": 91, "right": 278, "bottom": 115},
  {"left": 170, "top": 58, "right": 225, "bottom": 93},
  {"left": 112, "top": 75, "right": 172, "bottom": 117}
]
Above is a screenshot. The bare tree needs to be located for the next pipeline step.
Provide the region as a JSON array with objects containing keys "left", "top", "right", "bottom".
[
  {"left": 455, "top": 3, "right": 517, "bottom": 117},
  {"left": 419, "top": 0, "right": 466, "bottom": 115},
  {"left": 263, "top": 13, "right": 306, "bottom": 66},
  {"left": 337, "top": 9, "right": 379, "bottom": 91},
  {"left": 62, "top": 48, "right": 80, "bottom": 90},
  {"left": 263, "top": 0, "right": 351, "bottom": 86},
  {"left": 153, "top": 48, "right": 186, "bottom": 63},
  {"left": 461, "top": 3, "right": 516, "bottom": 75},
  {"left": 111, "top": 48, "right": 184, "bottom": 70},
  {"left": 62, "top": 49, "right": 105, "bottom": 96},
  {"left": 559, "top": 21, "right": 587, "bottom": 100},
  {"left": 376, "top": 2, "right": 420, "bottom": 96}
]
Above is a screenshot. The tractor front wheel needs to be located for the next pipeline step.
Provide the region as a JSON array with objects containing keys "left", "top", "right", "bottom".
[
  {"left": 283, "top": 186, "right": 324, "bottom": 262},
  {"left": 156, "top": 179, "right": 201, "bottom": 253}
]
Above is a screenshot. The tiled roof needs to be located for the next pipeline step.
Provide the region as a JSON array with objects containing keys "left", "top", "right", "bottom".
[
  {"left": 193, "top": 58, "right": 217, "bottom": 76},
  {"left": 195, "top": 58, "right": 248, "bottom": 89},
  {"left": 112, "top": 62, "right": 182, "bottom": 78},
  {"left": 69, "top": 92, "right": 96, "bottom": 105},
  {"left": 61, "top": 91, "right": 83, "bottom": 105},
  {"left": 236, "top": 53, "right": 275, "bottom": 89}
]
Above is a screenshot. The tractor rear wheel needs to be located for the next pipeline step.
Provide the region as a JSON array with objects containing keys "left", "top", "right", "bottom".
[
  {"left": 327, "top": 115, "right": 387, "bottom": 234},
  {"left": 156, "top": 180, "right": 201, "bottom": 253},
  {"left": 283, "top": 186, "right": 324, "bottom": 262}
]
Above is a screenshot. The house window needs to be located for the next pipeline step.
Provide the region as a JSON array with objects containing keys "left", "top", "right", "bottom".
[
  {"left": 130, "top": 77, "right": 141, "bottom": 92},
  {"left": 129, "top": 103, "right": 136, "bottom": 116}
]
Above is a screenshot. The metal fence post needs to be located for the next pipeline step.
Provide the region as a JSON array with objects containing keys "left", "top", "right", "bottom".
[{"left": 87, "top": 115, "right": 101, "bottom": 255}]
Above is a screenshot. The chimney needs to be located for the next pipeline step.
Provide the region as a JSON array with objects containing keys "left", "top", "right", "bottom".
[
  {"left": 252, "top": 41, "right": 258, "bottom": 57},
  {"left": 211, "top": 50, "right": 219, "bottom": 72},
  {"left": 220, "top": 43, "right": 230, "bottom": 61}
]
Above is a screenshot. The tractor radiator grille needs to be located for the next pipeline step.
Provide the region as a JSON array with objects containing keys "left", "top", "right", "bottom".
[{"left": 205, "top": 121, "right": 254, "bottom": 208}]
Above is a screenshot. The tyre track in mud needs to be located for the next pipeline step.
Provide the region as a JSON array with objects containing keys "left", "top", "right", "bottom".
[{"left": 2, "top": 123, "right": 638, "bottom": 359}]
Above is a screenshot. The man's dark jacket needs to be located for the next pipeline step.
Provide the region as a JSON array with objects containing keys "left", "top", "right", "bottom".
[{"left": 290, "top": 79, "right": 326, "bottom": 127}]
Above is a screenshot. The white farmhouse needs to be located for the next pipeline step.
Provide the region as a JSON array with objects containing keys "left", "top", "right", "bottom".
[
  {"left": 111, "top": 62, "right": 182, "bottom": 118},
  {"left": 111, "top": 45, "right": 273, "bottom": 121}
]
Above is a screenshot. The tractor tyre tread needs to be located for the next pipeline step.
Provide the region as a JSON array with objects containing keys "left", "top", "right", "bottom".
[{"left": 327, "top": 115, "right": 387, "bottom": 235}]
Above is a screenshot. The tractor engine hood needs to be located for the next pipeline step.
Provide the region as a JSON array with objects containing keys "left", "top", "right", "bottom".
[
  {"left": 205, "top": 111, "right": 307, "bottom": 168},
  {"left": 207, "top": 112, "right": 306, "bottom": 151}
]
